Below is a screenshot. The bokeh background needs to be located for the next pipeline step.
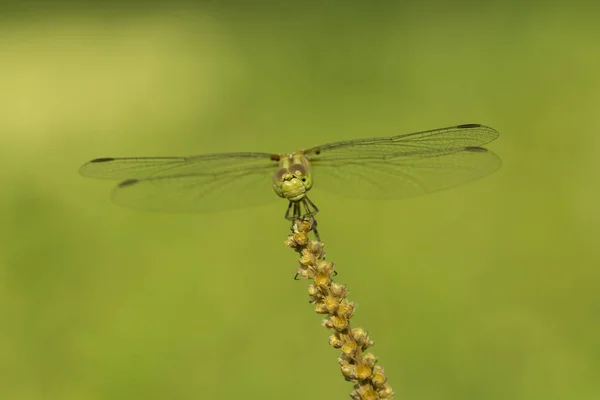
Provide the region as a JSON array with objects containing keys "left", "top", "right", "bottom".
[{"left": 1, "top": 1, "right": 599, "bottom": 399}]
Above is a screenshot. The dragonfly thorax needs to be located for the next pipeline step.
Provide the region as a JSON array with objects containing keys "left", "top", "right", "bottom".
[{"left": 272, "top": 153, "right": 314, "bottom": 202}]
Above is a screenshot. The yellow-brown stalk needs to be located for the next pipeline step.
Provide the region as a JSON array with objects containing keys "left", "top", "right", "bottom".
[{"left": 285, "top": 218, "right": 394, "bottom": 400}]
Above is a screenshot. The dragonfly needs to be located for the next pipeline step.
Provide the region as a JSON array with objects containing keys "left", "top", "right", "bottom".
[{"left": 80, "top": 123, "right": 500, "bottom": 219}]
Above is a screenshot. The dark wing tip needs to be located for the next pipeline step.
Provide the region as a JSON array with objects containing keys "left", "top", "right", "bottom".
[
  {"left": 118, "top": 179, "right": 140, "bottom": 188},
  {"left": 457, "top": 123, "right": 499, "bottom": 144},
  {"left": 89, "top": 157, "right": 115, "bottom": 163},
  {"left": 464, "top": 146, "right": 488, "bottom": 153},
  {"left": 456, "top": 123, "right": 482, "bottom": 129},
  {"left": 79, "top": 157, "right": 117, "bottom": 177}
]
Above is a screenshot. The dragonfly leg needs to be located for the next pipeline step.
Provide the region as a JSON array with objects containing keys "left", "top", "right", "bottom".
[
  {"left": 285, "top": 201, "right": 294, "bottom": 221},
  {"left": 311, "top": 217, "right": 321, "bottom": 242},
  {"left": 301, "top": 196, "right": 319, "bottom": 218},
  {"left": 284, "top": 201, "right": 300, "bottom": 220},
  {"left": 284, "top": 197, "right": 319, "bottom": 220}
]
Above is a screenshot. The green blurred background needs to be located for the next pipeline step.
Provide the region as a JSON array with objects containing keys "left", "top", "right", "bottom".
[{"left": 1, "top": 1, "right": 599, "bottom": 399}]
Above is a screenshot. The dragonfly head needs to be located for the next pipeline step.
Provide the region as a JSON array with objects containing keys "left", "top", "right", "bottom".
[{"left": 272, "top": 155, "right": 313, "bottom": 202}]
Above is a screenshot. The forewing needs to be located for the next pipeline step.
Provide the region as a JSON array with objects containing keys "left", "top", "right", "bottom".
[
  {"left": 79, "top": 152, "right": 276, "bottom": 180},
  {"left": 306, "top": 124, "right": 499, "bottom": 162},
  {"left": 311, "top": 147, "right": 501, "bottom": 200}
]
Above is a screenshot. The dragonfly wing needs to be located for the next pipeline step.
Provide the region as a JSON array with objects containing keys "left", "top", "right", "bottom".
[
  {"left": 311, "top": 147, "right": 501, "bottom": 200},
  {"left": 79, "top": 152, "right": 276, "bottom": 180},
  {"left": 305, "top": 124, "right": 499, "bottom": 162},
  {"left": 110, "top": 164, "right": 279, "bottom": 213}
]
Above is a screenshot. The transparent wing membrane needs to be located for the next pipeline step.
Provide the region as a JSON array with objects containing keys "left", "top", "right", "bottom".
[
  {"left": 311, "top": 147, "right": 501, "bottom": 200},
  {"left": 305, "top": 124, "right": 498, "bottom": 162},
  {"left": 79, "top": 152, "right": 276, "bottom": 180},
  {"left": 111, "top": 165, "right": 277, "bottom": 213},
  {"left": 80, "top": 152, "right": 278, "bottom": 213},
  {"left": 80, "top": 124, "right": 499, "bottom": 213}
]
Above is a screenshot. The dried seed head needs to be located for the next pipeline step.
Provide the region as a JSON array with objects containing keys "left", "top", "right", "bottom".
[
  {"left": 340, "top": 362, "right": 357, "bottom": 381},
  {"left": 284, "top": 236, "right": 296, "bottom": 248},
  {"left": 314, "top": 272, "right": 330, "bottom": 287},
  {"left": 329, "top": 333, "right": 344, "bottom": 348},
  {"left": 338, "top": 301, "right": 355, "bottom": 318},
  {"left": 330, "top": 282, "right": 347, "bottom": 298},
  {"left": 317, "top": 260, "right": 335, "bottom": 275},
  {"left": 293, "top": 231, "right": 309, "bottom": 246},
  {"left": 372, "top": 370, "right": 387, "bottom": 388},
  {"left": 356, "top": 363, "right": 373, "bottom": 380},
  {"left": 363, "top": 352, "right": 378, "bottom": 367},
  {"left": 307, "top": 240, "right": 325, "bottom": 256},
  {"left": 299, "top": 252, "right": 314, "bottom": 267},
  {"left": 307, "top": 284, "right": 319, "bottom": 297},
  {"left": 315, "top": 302, "right": 329, "bottom": 314},
  {"left": 331, "top": 315, "right": 349, "bottom": 331},
  {"left": 378, "top": 383, "right": 394, "bottom": 399},
  {"left": 295, "top": 268, "right": 311, "bottom": 280},
  {"left": 341, "top": 340, "right": 358, "bottom": 357},
  {"left": 324, "top": 296, "right": 339, "bottom": 313},
  {"left": 287, "top": 217, "right": 393, "bottom": 399},
  {"left": 297, "top": 219, "right": 312, "bottom": 233},
  {"left": 360, "top": 389, "right": 379, "bottom": 400},
  {"left": 352, "top": 328, "right": 369, "bottom": 345},
  {"left": 322, "top": 319, "right": 334, "bottom": 329},
  {"left": 308, "top": 294, "right": 321, "bottom": 303}
]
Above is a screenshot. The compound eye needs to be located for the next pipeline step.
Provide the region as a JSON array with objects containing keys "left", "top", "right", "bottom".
[
  {"left": 273, "top": 168, "right": 287, "bottom": 183},
  {"left": 290, "top": 163, "right": 306, "bottom": 179}
]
